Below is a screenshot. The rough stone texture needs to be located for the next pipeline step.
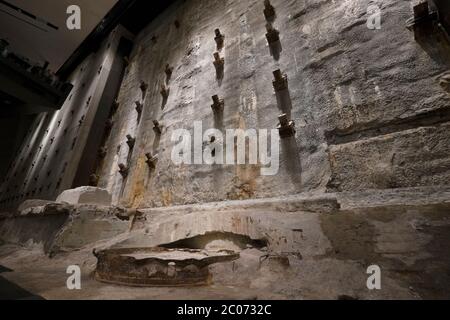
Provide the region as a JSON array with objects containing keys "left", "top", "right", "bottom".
[
  {"left": 1, "top": 0, "right": 449, "bottom": 210},
  {"left": 0, "top": 0, "right": 450, "bottom": 300},
  {"left": 50, "top": 205, "right": 130, "bottom": 253},
  {"left": 92, "top": 0, "right": 450, "bottom": 208},
  {"left": 0, "top": 26, "right": 133, "bottom": 211},
  {"left": 0, "top": 203, "right": 129, "bottom": 254},
  {"left": 17, "top": 200, "right": 53, "bottom": 213},
  {"left": 337, "top": 186, "right": 450, "bottom": 209},
  {"left": 328, "top": 124, "right": 450, "bottom": 191},
  {"left": 0, "top": 203, "right": 71, "bottom": 253},
  {"left": 56, "top": 187, "right": 112, "bottom": 206},
  {"left": 0, "top": 187, "right": 449, "bottom": 299}
]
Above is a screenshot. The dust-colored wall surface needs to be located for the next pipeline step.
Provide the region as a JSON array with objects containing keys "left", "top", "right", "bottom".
[
  {"left": 2, "top": 0, "right": 450, "bottom": 210},
  {"left": 0, "top": 27, "right": 133, "bottom": 211},
  {"left": 97, "top": 0, "right": 450, "bottom": 208}
]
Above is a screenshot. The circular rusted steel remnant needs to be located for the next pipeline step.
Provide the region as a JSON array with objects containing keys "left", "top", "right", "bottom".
[{"left": 94, "top": 247, "right": 240, "bottom": 287}]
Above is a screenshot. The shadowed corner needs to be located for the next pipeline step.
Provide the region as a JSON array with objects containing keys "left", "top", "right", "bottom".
[{"left": 0, "top": 265, "right": 44, "bottom": 300}]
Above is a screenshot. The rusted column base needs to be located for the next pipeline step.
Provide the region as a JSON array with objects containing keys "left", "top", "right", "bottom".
[{"left": 94, "top": 247, "right": 239, "bottom": 287}]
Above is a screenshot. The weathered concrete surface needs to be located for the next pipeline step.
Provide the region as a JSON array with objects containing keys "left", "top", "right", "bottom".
[
  {"left": 17, "top": 200, "right": 54, "bottom": 213},
  {"left": 56, "top": 187, "right": 112, "bottom": 206},
  {"left": 336, "top": 186, "right": 450, "bottom": 210},
  {"left": 1, "top": 0, "right": 450, "bottom": 210},
  {"left": 0, "top": 203, "right": 129, "bottom": 255},
  {"left": 0, "top": 203, "right": 71, "bottom": 254},
  {"left": 0, "top": 0, "right": 450, "bottom": 300},
  {"left": 51, "top": 205, "right": 130, "bottom": 253},
  {"left": 87, "top": 0, "right": 450, "bottom": 208},
  {"left": 327, "top": 124, "right": 450, "bottom": 191},
  {"left": 0, "top": 26, "right": 133, "bottom": 211},
  {"left": 0, "top": 187, "right": 449, "bottom": 299}
]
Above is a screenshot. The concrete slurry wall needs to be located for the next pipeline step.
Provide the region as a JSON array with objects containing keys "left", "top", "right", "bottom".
[
  {"left": 97, "top": 0, "right": 450, "bottom": 208},
  {"left": 2, "top": 0, "right": 450, "bottom": 211},
  {"left": 0, "top": 27, "right": 133, "bottom": 211}
]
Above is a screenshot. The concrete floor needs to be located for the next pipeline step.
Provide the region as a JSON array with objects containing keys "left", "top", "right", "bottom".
[
  {"left": 0, "top": 245, "right": 281, "bottom": 300},
  {"left": 0, "top": 187, "right": 449, "bottom": 300}
]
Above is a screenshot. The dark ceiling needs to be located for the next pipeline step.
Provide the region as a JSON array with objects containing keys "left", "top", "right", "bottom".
[
  {"left": 0, "top": 0, "right": 177, "bottom": 179},
  {"left": 0, "top": 0, "right": 177, "bottom": 78},
  {"left": 120, "top": 0, "right": 178, "bottom": 35},
  {"left": 0, "top": 0, "right": 118, "bottom": 73},
  {"left": 58, "top": 0, "right": 177, "bottom": 78},
  {"left": 0, "top": 0, "right": 176, "bottom": 117}
]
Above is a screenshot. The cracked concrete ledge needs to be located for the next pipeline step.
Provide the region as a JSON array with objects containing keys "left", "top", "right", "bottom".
[
  {"left": 0, "top": 186, "right": 449, "bottom": 299},
  {"left": 336, "top": 186, "right": 450, "bottom": 210},
  {"left": 140, "top": 192, "right": 341, "bottom": 215}
]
